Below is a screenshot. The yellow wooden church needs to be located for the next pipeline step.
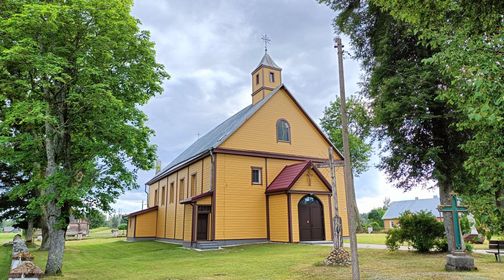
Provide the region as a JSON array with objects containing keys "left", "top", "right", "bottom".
[{"left": 127, "top": 52, "right": 349, "bottom": 248}]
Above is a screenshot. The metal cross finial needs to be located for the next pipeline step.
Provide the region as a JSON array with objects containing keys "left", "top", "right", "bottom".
[{"left": 261, "top": 34, "right": 271, "bottom": 53}]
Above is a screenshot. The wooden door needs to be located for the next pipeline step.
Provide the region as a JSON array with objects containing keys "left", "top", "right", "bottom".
[
  {"left": 298, "top": 195, "right": 325, "bottom": 241},
  {"left": 197, "top": 213, "right": 208, "bottom": 240}
]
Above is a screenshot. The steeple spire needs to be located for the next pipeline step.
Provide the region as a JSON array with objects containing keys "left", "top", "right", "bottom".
[{"left": 251, "top": 37, "right": 282, "bottom": 104}]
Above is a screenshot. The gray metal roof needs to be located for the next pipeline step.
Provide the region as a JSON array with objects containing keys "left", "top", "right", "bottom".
[
  {"left": 382, "top": 196, "right": 441, "bottom": 220},
  {"left": 146, "top": 85, "right": 283, "bottom": 184},
  {"left": 254, "top": 53, "right": 281, "bottom": 71}
]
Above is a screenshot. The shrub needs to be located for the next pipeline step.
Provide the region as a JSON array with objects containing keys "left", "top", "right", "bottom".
[
  {"left": 118, "top": 223, "right": 127, "bottom": 230},
  {"left": 385, "top": 228, "right": 403, "bottom": 251},
  {"left": 385, "top": 211, "right": 446, "bottom": 253}
]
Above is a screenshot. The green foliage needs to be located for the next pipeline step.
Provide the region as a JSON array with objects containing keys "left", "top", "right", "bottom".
[
  {"left": 118, "top": 223, "right": 127, "bottom": 231},
  {"left": 385, "top": 228, "right": 402, "bottom": 251},
  {"left": 0, "top": 0, "right": 168, "bottom": 222},
  {"left": 320, "top": 96, "right": 372, "bottom": 176},
  {"left": 318, "top": 0, "right": 469, "bottom": 192},
  {"left": 385, "top": 211, "right": 446, "bottom": 253},
  {"left": 0, "top": 0, "right": 168, "bottom": 272},
  {"left": 366, "top": 208, "right": 385, "bottom": 230},
  {"left": 108, "top": 214, "right": 122, "bottom": 229},
  {"left": 87, "top": 210, "right": 106, "bottom": 229},
  {"left": 371, "top": 0, "right": 504, "bottom": 234}
]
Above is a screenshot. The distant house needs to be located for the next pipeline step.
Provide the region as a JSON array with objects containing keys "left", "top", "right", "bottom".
[{"left": 382, "top": 196, "right": 442, "bottom": 231}]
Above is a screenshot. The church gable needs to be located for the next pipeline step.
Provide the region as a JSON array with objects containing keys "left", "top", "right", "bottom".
[
  {"left": 290, "top": 168, "right": 331, "bottom": 193},
  {"left": 266, "top": 161, "right": 331, "bottom": 194},
  {"left": 219, "top": 87, "right": 339, "bottom": 160}
]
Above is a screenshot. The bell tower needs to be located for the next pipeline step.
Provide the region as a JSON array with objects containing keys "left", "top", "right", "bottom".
[{"left": 251, "top": 35, "right": 282, "bottom": 104}]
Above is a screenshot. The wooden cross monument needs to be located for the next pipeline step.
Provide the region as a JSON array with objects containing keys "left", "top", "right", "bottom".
[{"left": 439, "top": 194, "right": 468, "bottom": 252}]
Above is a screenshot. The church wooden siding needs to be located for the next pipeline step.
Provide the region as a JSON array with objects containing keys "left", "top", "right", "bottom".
[
  {"left": 165, "top": 173, "right": 177, "bottom": 238},
  {"left": 140, "top": 155, "right": 212, "bottom": 241},
  {"left": 183, "top": 204, "right": 193, "bottom": 242},
  {"left": 268, "top": 194, "right": 289, "bottom": 242},
  {"left": 215, "top": 153, "right": 267, "bottom": 240},
  {"left": 156, "top": 177, "right": 167, "bottom": 238},
  {"left": 221, "top": 88, "right": 337, "bottom": 160},
  {"left": 135, "top": 210, "right": 157, "bottom": 237},
  {"left": 290, "top": 169, "right": 329, "bottom": 192},
  {"left": 252, "top": 67, "right": 282, "bottom": 105},
  {"left": 127, "top": 216, "right": 135, "bottom": 238}
]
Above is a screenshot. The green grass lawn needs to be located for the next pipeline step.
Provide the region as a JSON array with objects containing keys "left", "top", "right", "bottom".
[{"left": 2, "top": 233, "right": 503, "bottom": 280}]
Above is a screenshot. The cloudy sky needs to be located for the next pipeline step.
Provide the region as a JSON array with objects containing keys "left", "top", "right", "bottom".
[{"left": 113, "top": 0, "right": 437, "bottom": 215}]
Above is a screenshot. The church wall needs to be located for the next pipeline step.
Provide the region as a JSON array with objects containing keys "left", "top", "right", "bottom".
[
  {"left": 140, "top": 156, "right": 212, "bottom": 241},
  {"left": 290, "top": 169, "right": 330, "bottom": 192},
  {"left": 220, "top": 89, "right": 339, "bottom": 160},
  {"left": 127, "top": 216, "right": 135, "bottom": 238},
  {"left": 156, "top": 177, "right": 168, "bottom": 238},
  {"left": 268, "top": 194, "right": 289, "bottom": 242},
  {"left": 134, "top": 210, "right": 157, "bottom": 237},
  {"left": 202, "top": 156, "right": 212, "bottom": 193},
  {"left": 175, "top": 167, "right": 188, "bottom": 239},
  {"left": 147, "top": 182, "right": 159, "bottom": 208},
  {"left": 215, "top": 153, "right": 267, "bottom": 240},
  {"left": 183, "top": 204, "right": 193, "bottom": 242},
  {"left": 165, "top": 173, "right": 177, "bottom": 238}
]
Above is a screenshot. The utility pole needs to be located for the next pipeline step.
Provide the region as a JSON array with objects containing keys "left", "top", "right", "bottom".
[
  {"left": 335, "top": 36, "right": 360, "bottom": 279},
  {"left": 329, "top": 147, "right": 343, "bottom": 248}
]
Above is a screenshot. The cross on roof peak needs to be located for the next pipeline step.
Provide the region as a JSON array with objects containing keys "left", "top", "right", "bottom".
[{"left": 261, "top": 34, "right": 271, "bottom": 53}]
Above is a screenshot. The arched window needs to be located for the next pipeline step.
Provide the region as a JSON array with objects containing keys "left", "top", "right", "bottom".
[{"left": 276, "top": 119, "right": 290, "bottom": 142}]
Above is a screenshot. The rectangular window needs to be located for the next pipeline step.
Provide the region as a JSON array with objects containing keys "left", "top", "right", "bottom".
[
  {"left": 179, "top": 178, "right": 185, "bottom": 200},
  {"left": 256, "top": 74, "right": 259, "bottom": 84},
  {"left": 251, "top": 167, "right": 262, "bottom": 185},
  {"left": 154, "top": 189, "right": 158, "bottom": 206},
  {"left": 169, "top": 182, "right": 174, "bottom": 204},
  {"left": 191, "top": 173, "right": 197, "bottom": 197},
  {"left": 161, "top": 186, "right": 166, "bottom": 205},
  {"left": 269, "top": 72, "right": 275, "bottom": 83}
]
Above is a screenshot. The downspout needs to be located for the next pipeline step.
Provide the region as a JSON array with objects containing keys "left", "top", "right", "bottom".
[
  {"left": 210, "top": 149, "right": 215, "bottom": 190},
  {"left": 210, "top": 149, "right": 216, "bottom": 241}
]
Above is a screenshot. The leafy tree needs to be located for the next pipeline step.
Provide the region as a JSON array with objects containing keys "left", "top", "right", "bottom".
[
  {"left": 318, "top": 0, "right": 471, "bottom": 251},
  {"left": 367, "top": 208, "right": 385, "bottom": 229},
  {"left": 386, "top": 211, "right": 446, "bottom": 253},
  {"left": 108, "top": 214, "right": 122, "bottom": 229},
  {"left": 0, "top": 0, "right": 168, "bottom": 274},
  {"left": 320, "top": 96, "right": 372, "bottom": 176},
  {"left": 372, "top": 0, "right": 504, "bottom": 235},
  {"left": 87, "top": 209, "right": 106, "bottom": 229}
]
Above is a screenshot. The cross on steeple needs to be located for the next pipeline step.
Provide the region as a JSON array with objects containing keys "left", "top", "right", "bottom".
[{"left": 261, "top": 34, "right": 271, "bottom": 53}]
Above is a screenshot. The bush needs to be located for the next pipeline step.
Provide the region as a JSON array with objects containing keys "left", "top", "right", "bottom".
[
  {"left": 385, "top": 211, "right": 446, "bottom": 253},
  {"left": 118, "top": 223, "right": 127, "bottom": 230},
  {"left": 385, "top": 228, "right": 403, "bottom": 251}
]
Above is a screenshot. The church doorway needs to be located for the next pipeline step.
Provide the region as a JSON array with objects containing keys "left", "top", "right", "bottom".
[
  {"left": 298, "top": 195, "right": 325, "bottom": 241},
  {"left": 197, "top": 205, "right": 211, "bottom": 241}
]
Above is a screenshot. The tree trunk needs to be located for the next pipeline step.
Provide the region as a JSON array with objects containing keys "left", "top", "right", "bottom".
[
  {"left": 25, "top": 218, "right": 34, "bottom": 243},
  {"left": 45, "top": 200, "right": 66, "bottom": 275},
  {"left": 40, "top": 214, "right": 50, "bottom": 250},
  {"left": 439, "top": 182, "right": 455, "bottom": 253},
  {"left": 43, "top": 120, "right": 66, "bottom": 275}
]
